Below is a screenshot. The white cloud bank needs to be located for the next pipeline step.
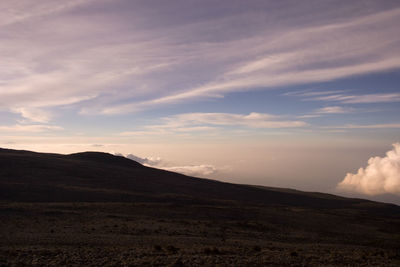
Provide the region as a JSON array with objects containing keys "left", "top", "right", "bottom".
[
  {"left": 337, "top": 143, "right": 400, "bottom": 195},
  {"left": 125, "top": 154, "right": 162, "bottom": 166},
  {"left": 115, "top": 153, "right": 217, "bottom": 177},
  {"left": 162, "top": 165, "right": 217, "bottom": 177}
]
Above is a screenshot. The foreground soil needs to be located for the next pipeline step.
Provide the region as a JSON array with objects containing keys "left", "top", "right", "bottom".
[{"left": 1, "top": 202, "right": 399, "bottom": 266}]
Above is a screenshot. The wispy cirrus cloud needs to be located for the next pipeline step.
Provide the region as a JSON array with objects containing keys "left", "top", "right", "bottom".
[
  {"left": 330, "top": 123, "right": 400, "bottom": 129},
  {"left": 120, "top": 112, "right": 307, "bottom": 136},
  {"left": 0, "top": 0, "right": 95, "bottom": 27},
  {"left": 308, "top": 93, "right": 400, "bottom": 104},
  {"left": 284, "top": 90, "right": 345, "bottom": 97},
  {"left": 11, "top": 107, "right": 52, "bottom": 123},
  {"left": 313, "top": 106, "right": 354, "bottom": 114},
  {"left": 296, "top": 105, "right": 355, "bottom": 119},
  {"left": 0, "top": 124, "right": 62, "bottom": 133},
  {"left": 101, "top": 7, "right": 400, "bottom": 114},
  {"left": 286, "top": 89, "right": 400, "bottom": 104},
  {"left": 164, "top": 112, "right": 307, "bottom": 128},
  {"left": 2, "top": 1, "right": 400, "bottom": 118}
]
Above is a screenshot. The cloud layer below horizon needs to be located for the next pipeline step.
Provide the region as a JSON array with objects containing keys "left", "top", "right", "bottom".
[{"left": 116, "top": 152, "right": 218, "bottom": 177}]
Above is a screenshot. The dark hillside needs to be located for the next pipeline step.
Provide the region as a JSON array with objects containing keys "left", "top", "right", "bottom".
[
  {"left": 1, "top": 148, "right": 399, "bottom": 266},
  {"left": 0, "top": 148, "right": 398, "bottom": 214}
]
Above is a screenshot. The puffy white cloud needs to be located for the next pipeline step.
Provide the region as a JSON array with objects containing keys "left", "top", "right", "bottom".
[{"left": 337, "top": 143, "right": 400, "bottom": 195}]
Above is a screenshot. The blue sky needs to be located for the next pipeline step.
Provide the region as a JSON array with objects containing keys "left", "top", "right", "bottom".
[{"left": 0, "top": 0, "right": 399, "bottom": 203}]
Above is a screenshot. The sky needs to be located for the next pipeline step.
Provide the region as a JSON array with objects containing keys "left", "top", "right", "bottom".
[{"left": 1, "top": 0, "right": 399, "bottom": 204}]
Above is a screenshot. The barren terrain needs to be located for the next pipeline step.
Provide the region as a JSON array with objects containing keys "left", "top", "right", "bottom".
[{"left": 1, "top": 148, "right": 399, "bottom": 266}]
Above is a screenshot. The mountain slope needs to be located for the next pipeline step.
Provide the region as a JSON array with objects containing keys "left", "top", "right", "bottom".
[
  {"left": 1, "top": 148, "right": 400, "bottom": 266},
  {"left": 0, "top": 148, "right": 398, "bottom": 213}
]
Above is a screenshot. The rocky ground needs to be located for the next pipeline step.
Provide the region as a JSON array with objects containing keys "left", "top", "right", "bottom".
[{"left": 1, "top": 202, "right": 399, "bottom": 266}]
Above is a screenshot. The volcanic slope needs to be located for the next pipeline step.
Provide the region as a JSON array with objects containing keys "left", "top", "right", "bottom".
[
  {"left": 0, "top": 148, "right": 397, "bottom": 209},
  {"left": 1, "top": 148, "right": 399, "bottom": 266}
]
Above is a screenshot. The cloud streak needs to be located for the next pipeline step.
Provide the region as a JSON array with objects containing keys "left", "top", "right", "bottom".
[
  {"left": 330, "top": 124, "right": 400, "bottom": 129},
  {"left": 0, "top": 0, "right": 94, "bottom": 27},
  {"left": 0, "top": 124, "right": 62, "bottom": 133},
  {"left": 308, "top": 93, "right": 400, "bottom": 104},
  {"left": 102, "top": 7, "right": 400, "bottom": 114},
  {"left": 161, "top": 112, "right": 307, "bottom": 129},
  {"left": 12, "top": 107, "right": 52, "bottom": 123},
  {"left": 1, "top": 1, "right": 400, "bottom": 117},
  {"left": 313, "top": 106, "right": 354, "bottom": 114},
  {"left": 338, "top": 143, "right": 400, "bottom": 195},
  {"left": 119, "top": 112, "right": 307, "bottom": 137}
]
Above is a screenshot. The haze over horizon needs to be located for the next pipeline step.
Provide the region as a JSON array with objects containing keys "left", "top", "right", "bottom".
[{"left": 1, "top": 0, "right": 399, "bottom": 204}]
